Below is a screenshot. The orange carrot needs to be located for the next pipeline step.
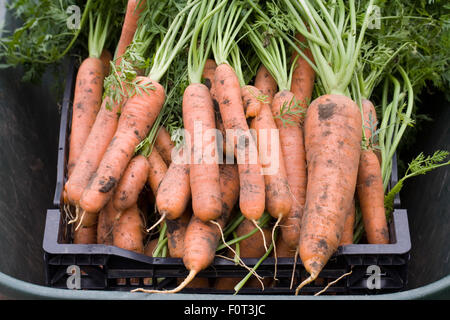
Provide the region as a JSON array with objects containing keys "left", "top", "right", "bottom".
[
  {"left": 156, "top": 161, "right": 191, "bottom": 221},
  {"left": 79, "top": 78, "right": 165, "bottom": 215},
  {"left": 67, "top": 56, "right": 107, "bottom": 178},
  {"left": 254, "top": 64, "right": 277, "bottom": 105},
  {"left": 298, "top": 94, "right": 362, "bottom": 291},
  {"left": 73, "top": 225, "right": 97, "bottom": 244},
  {"left": 144, "top": 238, "right": 159, "bottom": 257},
  {"left": 166, "top": 207, "right": 193, "bottom": 258},
  {"left": 113, "top": 203, "right": 145, "bottom": 253},
  {"left": 182, "top": 83, "right": 222, "bottom": 222},
  {"left": 202, "top": 58, "right": 217, "bottom": 99},
  {"left": 290, "top": 33, "right": 315, "bottom": 112},
  {"left": 112, "top": 154, "right": 150, "bottom": 212},
  {"left": 100, "top": 49, "right": 113, "bottom": 77},
  {"left": 356, "top": 99, "right": 388, "bottom": 244},
  {"left": 339, "top": 198, "right": 356, "bottom": 246},
  {"left": 214, "top": 63, "right": 265, "bottom": 221},
  {"left": 133, "top": 164, "right": 240, "bottom": 294},
  {"left": 357, "top": 150, "right": 389, "bottom": 244},
  {"left": 275, "top": 236, "right": 297, "bottom": 258},
  {"left": 154, "top": 126, "right": 175, "bottom": 166},
  {"left": 96, "top": 199, "right": 121, "bottom": 245},
  {"left": 241, "top": 85, "right": 262, "bottom": 118},
  {"left": 115, "top": 0, "right": 146, "bottom": 65},
  {"left": 146, "top": 148, "right": 168, "bottom": 196},
  {"left": 65, "top": 96, "right": 123, "bottom": 209},
  {"left": 270, "top": 91, "right": 307, "bottom": 250},
  {"left": 361, "top": 98, "right": 381, "bottom": 163},
  {"left": 250, "top": 91, "right": 292, "bottom": 221}
]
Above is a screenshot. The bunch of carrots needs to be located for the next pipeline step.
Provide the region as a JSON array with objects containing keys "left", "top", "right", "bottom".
[{"left": 48, "top": 0, "right": 450, "bottom": 295}]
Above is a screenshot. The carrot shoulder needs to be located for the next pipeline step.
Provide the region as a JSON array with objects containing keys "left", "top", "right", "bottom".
[
  {"left": 115, "top": 0, "right": 146, "bottom": 65},
  {"left": 290, "top": 33, "right": 315, "bottom": 112},
  {"left": 254, "top": 64, "right": 277, "bottom": 105}
]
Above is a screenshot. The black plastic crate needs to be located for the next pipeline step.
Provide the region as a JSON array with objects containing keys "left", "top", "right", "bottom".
[{"left": 43, "top": 62, "right": 410, "bottom": 295}]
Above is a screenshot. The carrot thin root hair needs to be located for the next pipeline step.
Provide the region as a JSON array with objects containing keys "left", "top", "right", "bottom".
[
  {"left": 146, "top": 212, "right": 166, "bottom": 233},
  {"left": 210, "top": 220, "right": 264, "bottom": 288},
  {"left": 131, "top": 269, "right": 198, "bottom": 294},
  {"left": 313, "top": 270, "right": 353, "bottom": 296},
  {"left": 294, "top": 272, "right": 317, "bottom": 296},
  {"left": 67, "top": 205, "right": 80, "bottom": 225},
  {"left": 290, "top": 246, "right": 299, "bottom": 290},
  {"left": 272, "top": 215, "right": 282, "bottom": 281},
  {"left": 252, "top": 219, "right": 268, "bottom": 252},
  {"left": 75, "top": 209, "right": 87, "bottom": 231}
]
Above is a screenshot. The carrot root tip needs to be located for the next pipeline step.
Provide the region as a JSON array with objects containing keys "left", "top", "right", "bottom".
[
  {"left": 146, "top": 213, "right": 166, "bottom": 233},
  {"left": 131, "top": 269, "right": 198, "bottom": 294}
]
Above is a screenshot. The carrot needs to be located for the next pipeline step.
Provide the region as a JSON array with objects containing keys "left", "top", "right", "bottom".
[
  {"left": 361, "top": 98, "right": 381, "bottom": 163},
  {"left": 214, "top": 63, "right": 266, "bottom": 221},
  {"left": 65, "top": 96, "right": 123, "bottom": 209},
  {"left": 133, "top": 164, "right": 239, "bottom": 294},
  {"left": 183, "top": 83, "right": 222, "bottom": 222},
  {"left": 96, "top": 199, "right": 121, "bottom": 245},
  {"left": 67, "top": 56, "right": 106, "bottom": 178},
  {"left": 250, "top": 92, "right": 292, "bottom": 221},
  {"left": 297, "top": 94, "right": 362, "bottom": 291},
  {"left": 79, "top": 78, "right": 165, "bottom": 215},
  {"left": 112, "top": 154, "right": 150, "bottom": 212},
  {"left": 113, "top": 203, "right": 145, "bottom": 253},
  {"left": 100, "top": 49, "right": 112, "bottom": 77},
  {"left": 254, "top": 64, "right": 277, "bottom": 105},
  {"left": 215, "top": 219, "right": 273, "bottom": 290},
  {"left": 115, "top": 0, "right": 146, "bottom": 65},
  {"left": 357, "top": 150, "right": 389, "bottom": 244},
  {"left": 73, "top": 225, "right": 97, "bottom": 244},
  {"left": 275, "top": 236, "right": 297, "bottom": 258},
  {"left": 155, "top": 160, "right": 191, "bottom": 221},
  {"left": 154, "top": 126, "right": 175, "bottom": 166},
  {"left": 356, "top": 98, "right": 388, "bottom": 244},
  {"left": 270, "top": 91, "right": 307, "bottom": 250},
  {"left": 144, "top": 238, "right": 159, "bottom": 257},
  {"left": 202, "top": 58, "right": 218, "bottom": 99},
  {"left": 146, "top": 148, "right": 168, "bottom": 196},
  {"left": 290, "top": 33, "right": 315, "bottom": 112},
  {"left": 166, "top": 207, "right": 193, "bottom": 258},
  {"left": 241, "top": 85, "right": 262, "bottom": 118},
  {"left": 339, "top": 197, "right": 356, "bottom": 246}
]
